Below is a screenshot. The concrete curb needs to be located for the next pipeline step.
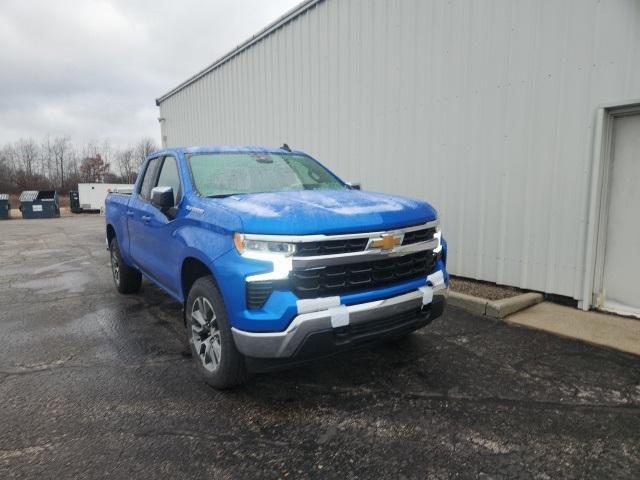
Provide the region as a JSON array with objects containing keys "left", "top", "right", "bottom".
[
  {"left": 449, "top": 291, "right": 543, "bottom": 319},
  {"left": 486, "top": 292, "right": 544, "bottom": 319},
  {"left": 449, "top": 292, "right": 488, "bottom": 316}
]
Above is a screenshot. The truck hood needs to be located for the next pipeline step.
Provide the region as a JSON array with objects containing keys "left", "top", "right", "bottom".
[{"left": 213, "top": 190, "right": 437, "bottom": 235}]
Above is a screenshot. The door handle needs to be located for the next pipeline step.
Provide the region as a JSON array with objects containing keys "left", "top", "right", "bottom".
[
  {"left": 142, "top": 215, "right": 151, "bottom": 223},
  {"left": 126, "top": 210, "right": 134, "bottom": 217}
]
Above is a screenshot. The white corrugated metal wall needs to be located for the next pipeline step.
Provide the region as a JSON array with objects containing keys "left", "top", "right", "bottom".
[{"left": 157, "top": 0, "right": 640, "bottom": 302}]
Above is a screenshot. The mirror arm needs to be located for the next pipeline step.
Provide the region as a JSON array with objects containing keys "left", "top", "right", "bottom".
[{"left": 165, "top": 206, "right": 177, "bottom": 219}]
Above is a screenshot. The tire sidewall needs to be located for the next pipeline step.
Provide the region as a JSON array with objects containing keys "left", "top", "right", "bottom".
[
  {"left": 185, "top": 277, "right": 244, "bottom": 387},
  {"left": 109, "top": 238, "right": 122, "bottom": 291}
]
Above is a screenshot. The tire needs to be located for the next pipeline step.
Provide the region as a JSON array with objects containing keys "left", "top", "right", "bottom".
[
  {"left": 186, "top": 276, "right": 247, "bottom": 389},
  {"left": 109, "top": 237, "right": 142, "bottom": 294}
]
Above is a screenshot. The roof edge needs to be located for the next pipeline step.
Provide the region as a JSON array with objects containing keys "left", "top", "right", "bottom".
[{"left": 155, "top": 0, "right": 324, "bottom": 106}]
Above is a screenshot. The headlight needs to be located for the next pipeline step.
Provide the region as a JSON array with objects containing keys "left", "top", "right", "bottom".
[
  {"left": 234, "top": 233, "right": 296, "bottom": 257},
  {"left": 433, "top": 226, "right": 442, "bottom": 254},
  {"left": 234, "top": 233, "right": 295, "bottom": 282}
]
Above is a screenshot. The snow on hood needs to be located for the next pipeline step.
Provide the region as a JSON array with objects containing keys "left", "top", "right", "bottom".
[{"left": 211, "top": 189, "right": 437, "bottom": 235}]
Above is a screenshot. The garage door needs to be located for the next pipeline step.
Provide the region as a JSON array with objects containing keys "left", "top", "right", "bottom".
[{"left": 600, "top": 113, "right": 640, "bottom": 317}]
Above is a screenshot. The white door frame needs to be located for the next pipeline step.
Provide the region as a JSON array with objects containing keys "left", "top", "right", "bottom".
[{"left": 582, "top": 100, "right": 640, "bottom": 311}]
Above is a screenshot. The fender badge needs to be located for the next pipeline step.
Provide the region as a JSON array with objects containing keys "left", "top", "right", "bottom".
[{"left": 186, "top": 205, "right": 204, "bottom": 215}]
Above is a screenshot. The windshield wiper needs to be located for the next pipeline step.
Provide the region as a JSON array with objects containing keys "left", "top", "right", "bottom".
[{"left": 206, "top": 193, "right": 247, "bottom": 198}]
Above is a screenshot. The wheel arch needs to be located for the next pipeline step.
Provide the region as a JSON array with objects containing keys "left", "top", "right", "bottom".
[
  {"left": 106, "top": 224, "right": 116, "bottom": 246},
  {"left": 180, "top": 255, "right": 220, "bottom": 302}
]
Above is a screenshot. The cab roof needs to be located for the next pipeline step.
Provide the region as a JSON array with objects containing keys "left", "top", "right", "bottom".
[{"left": 150, "top": 145, "right": 306, "bottom": 158}]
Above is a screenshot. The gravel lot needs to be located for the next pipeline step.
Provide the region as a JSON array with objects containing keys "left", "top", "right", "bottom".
[
  {"left": 449, "top": 276, "right": 523, "bottom": 301},
  {"left": 0, "top": 216, "right": 639, "bottom": 479}
]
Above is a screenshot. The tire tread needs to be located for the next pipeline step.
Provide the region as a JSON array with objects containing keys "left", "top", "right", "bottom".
[{"left": 110, "top": 238, "right": 142, "bottom": 294}]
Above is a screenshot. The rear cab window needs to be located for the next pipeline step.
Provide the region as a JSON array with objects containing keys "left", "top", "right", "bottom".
[{"left": 138, "top": 157, "right": 162, "bottom": 201}]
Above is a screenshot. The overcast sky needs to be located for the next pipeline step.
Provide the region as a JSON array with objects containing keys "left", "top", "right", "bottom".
[{"left": 0, "top": 0, "right": 300, "bottom": 148}]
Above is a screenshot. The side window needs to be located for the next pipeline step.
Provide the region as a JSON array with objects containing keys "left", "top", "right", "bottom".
[
  {"left": 139, "top": 157, "right": 161, "bottom": 200},
  {"left": 156, "top": 156, "right": 182, "bottom": 205}
]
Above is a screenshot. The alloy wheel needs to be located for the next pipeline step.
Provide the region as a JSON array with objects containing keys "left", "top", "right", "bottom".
[
  {"left": 190, "top": 296, "right": 222, "bottom": 372},
  {"left": 110, "top": 250, "right": 120, "bottom": 285}
]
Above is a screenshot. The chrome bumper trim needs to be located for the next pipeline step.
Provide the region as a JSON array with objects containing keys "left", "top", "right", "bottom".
[
  {"left": 232, "top": 286, "right": 448, "bottom": 359},
  {"left": 242, "top": 220, "right": 439, "bottom": 244}
]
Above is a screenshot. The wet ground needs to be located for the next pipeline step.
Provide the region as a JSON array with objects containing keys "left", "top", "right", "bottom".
[{"left": 0, "top": 216, "right": 639, "bottom": 479}]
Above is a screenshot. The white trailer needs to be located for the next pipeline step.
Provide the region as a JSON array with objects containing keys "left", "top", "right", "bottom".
[{"left": 78, "top": 183, "right": 133, "bottom": 212}]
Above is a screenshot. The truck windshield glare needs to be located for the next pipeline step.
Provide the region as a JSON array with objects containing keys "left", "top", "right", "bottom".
[{"left": 188, "top": 153, "right": 345, "bottom": 197}]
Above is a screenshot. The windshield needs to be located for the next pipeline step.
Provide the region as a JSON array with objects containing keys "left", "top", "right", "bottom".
[{"left": 187, "top": 152, "right": 345, "bottom": 197}]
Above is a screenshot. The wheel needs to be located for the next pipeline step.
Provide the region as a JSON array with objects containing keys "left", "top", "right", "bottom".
[
  {"left": 186, "top": 276, "right": 247, "bottom": 389},
  {"left": 109, "top": 237, "right": 142, "bottom": 294}
]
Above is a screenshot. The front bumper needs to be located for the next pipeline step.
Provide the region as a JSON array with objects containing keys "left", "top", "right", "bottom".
[
  {"left": 214, "top": 224, "right": 448, "bottom": 333},
  {"left": 232, "top": 275, "right": 448, "bottom": 367}
]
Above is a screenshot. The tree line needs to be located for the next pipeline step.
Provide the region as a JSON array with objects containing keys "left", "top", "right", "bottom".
[{"left": 0, "top": 136, "right": 158, "bottom": 194}]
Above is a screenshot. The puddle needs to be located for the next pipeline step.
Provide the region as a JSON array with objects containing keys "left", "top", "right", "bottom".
[
  {"left": 33, "top": 258, "right": 88, "bottom": 275},
  {"left": 13, "top": 270, "right": 92, "bottom": 295},
  {"left": 20, "top": 248, "right": 68, "bottom": 257}
]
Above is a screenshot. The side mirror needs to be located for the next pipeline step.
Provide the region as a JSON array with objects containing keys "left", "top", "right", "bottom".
[
  {"left": 347, "top": 182, "right": 361, "bottom": 190},
  {"left": 151, "top": 186, "right": 174, "bottom": 211}
]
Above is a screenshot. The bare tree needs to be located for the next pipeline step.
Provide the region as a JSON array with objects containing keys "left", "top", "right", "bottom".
[
  {"left": 40, "top": 135, "right": 54, "bottom": 181},
  {"left": 16, "top": 138, "right": 39, "bottom": 178},
  {"left": 80, "top": 155, "right": 110, "bottom": 182},
  {"left": 1, "top": 136, "right": 156, "bottom": 192},
  {"left": 0, "top": 145, "right": 18, "bottom": 193},
  {"left": 82, "top": 140, "right": 99, "bottom": 160},
  {"left": 116, "top": 148, "right": 136, "bottom": 183},
  {"left": 100, "top": 139, "right": 113, "bottom": 168},
  {"left": 52, "top": 136, "right": 71, "bottom": 188},
  {"left": 63, "top": 148, "right": 81, "bottom": 191},
  {"left": 67, "top": 149, "right": 79, "bottom": 178},
  {"left": 0, "top": 143, "right": 18, "bottom": 172},
  {"left": 134, "top": 137, "right": 157, "bottom": 171}
]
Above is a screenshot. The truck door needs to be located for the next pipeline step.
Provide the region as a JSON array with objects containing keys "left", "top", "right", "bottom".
[
  {"left": 129, "top": 155, "right": 184, "bottom": 295},
  {"left": 127, "top": 156, "right": 162, "bottom": 277}
]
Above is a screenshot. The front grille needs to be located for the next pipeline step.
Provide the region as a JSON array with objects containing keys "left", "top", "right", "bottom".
[
  {"left": 294, "top": 224, "right": 437, "bottom": 256},
  {"left": 402, "top": 227, "right": 436, "bottom": 245},
  {"left": 291, "top": 250, "right": 437, "bottom": 299},
  {"left": 295, "top": 238, "right": 368, "bottom": 257},
  {"left": 246, "top": 281, "right": 274, "bottom": 309}
]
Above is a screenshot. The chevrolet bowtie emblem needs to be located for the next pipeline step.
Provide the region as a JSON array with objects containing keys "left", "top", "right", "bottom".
[{"left": 371, "top": 234, "right": 402, "bottom": 250}]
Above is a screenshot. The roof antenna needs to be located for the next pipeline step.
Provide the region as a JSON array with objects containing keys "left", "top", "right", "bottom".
[{"left": 281, "top": 143, "right": 291, "bottom": 152}]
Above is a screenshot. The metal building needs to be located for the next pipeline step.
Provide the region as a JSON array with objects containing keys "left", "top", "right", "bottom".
[{"left": 156, "top": 0, "right": 640, "bottom": 316}]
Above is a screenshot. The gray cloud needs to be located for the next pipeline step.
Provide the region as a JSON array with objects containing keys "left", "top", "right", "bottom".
[{"left": 0, "top": 0, "right": 300, "bottom": 147}]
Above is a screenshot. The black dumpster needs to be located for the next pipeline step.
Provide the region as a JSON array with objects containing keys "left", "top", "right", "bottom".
[
  {"left": 19, "top": 190, "right": 60, "bottom": 219},
  {"left": 0, "top": 194, "right": 9, "bottom": 220},
  {"left": 69, "top": 191, "right": 82, "bottom": 213}
]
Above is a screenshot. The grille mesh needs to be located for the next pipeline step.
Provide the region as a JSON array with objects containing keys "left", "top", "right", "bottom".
[
  {"left": 402, "top": 227, "right": 436, "bottom": 245},
  {"left": 295, "top": 238, "right": 368, "bottom": 257},
  {"left": 291, "top": 250, "right": 437, "bottom": 299}
]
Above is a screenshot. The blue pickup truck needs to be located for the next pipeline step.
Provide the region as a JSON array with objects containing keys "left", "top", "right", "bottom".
[{"left": 105, "top": 146, "right": 448, "bottom": 388}]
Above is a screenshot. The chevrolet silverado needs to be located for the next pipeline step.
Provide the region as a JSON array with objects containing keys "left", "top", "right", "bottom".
[{"left": 105, "top": 146, "right": 448, "bottom": 388}]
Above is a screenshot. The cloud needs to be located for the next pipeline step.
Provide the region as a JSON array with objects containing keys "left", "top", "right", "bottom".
[{"left": 0, "top": 0, "right": 300, "bottom": 147}]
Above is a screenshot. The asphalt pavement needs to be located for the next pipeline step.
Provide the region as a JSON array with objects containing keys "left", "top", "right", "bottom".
[{"left": 0, "top": 216, "right": 639, "bottom": 479}]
